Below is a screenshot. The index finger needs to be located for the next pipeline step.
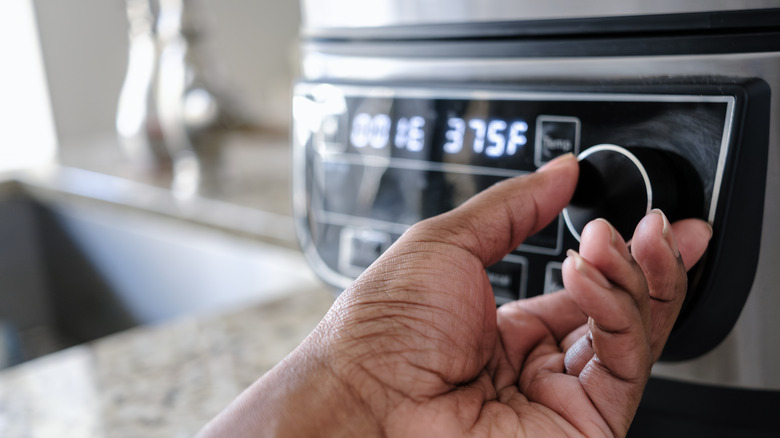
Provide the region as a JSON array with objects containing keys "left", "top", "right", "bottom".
[{"left": 414, "top": 153, "right": 579, "bottom": 268}]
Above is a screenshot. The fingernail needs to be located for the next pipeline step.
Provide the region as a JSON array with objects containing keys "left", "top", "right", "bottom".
[
  {"left": 594, "top": 218, "right": 617, "bottom": 244},
  {"left": 537, "top": 153, "right": 575, "bottom": 173},
  {"left": 651, "top": 208, "right": 678, "bottom": 256},
  {"left": 595, "top": 218, "right": 633, "bottom": 262},
  {"left": 567, "top": 249, "right": 611, "bottom": 289}
]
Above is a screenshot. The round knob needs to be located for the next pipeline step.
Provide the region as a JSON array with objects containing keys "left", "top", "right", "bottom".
[{"left": 563, "top": 144, "right": 703, "bottom": 242}]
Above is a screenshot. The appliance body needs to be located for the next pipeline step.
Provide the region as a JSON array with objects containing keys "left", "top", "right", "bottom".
[{"left": 292, "top": 2, "right": 780, "bottom": 435}]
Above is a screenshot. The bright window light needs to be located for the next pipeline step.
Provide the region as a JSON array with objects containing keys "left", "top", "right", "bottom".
[{"left": 0, "top": 0, "right": 57, "bottom": 173}]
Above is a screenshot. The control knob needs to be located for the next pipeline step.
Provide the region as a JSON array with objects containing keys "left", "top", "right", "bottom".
[{"left": 563, "top": 144, "right": 704, "bottom": 242}]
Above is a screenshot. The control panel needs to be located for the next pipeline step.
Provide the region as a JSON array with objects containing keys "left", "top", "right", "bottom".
[{"left": 292, "top": 80, "right": 768, "bottom": 360}]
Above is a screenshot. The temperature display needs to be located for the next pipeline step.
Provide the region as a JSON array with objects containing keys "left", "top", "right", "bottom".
[{"left": 442, "top": 118, "right": 528, "bottom": 157}]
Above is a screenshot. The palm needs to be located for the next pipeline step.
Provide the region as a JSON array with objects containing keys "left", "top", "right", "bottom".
[
  {"left": 411, "top": 311, "right": 602, "bottom": 437},
  {"left": 336, "top": 241, "right": 613, "bottom": 437}
]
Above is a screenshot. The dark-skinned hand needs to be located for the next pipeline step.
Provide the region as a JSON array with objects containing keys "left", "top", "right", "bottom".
[{"left": 199, "top": 153, "right": 712, "bottom": 437}]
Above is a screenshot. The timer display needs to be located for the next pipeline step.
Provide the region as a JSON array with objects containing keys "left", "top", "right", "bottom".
[{"left": 350, "top": 113, "right": 427, "bottom": 152}]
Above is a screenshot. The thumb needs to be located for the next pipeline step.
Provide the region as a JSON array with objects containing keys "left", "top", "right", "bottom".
[{"left": 410, "top": 153, "right": 579, "bottom": 267}]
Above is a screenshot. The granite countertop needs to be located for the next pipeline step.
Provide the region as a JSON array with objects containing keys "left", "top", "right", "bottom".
[
  {"left": 0, "top": 286, "right": 336, "bottom": 437},
  {"left": 0, "top": 131, "right": 340, "bottom": 436}
]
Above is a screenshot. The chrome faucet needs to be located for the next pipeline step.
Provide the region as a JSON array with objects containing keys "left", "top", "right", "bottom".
[{"left": 116, "top": 0, "right": 236, "bottom": 198}]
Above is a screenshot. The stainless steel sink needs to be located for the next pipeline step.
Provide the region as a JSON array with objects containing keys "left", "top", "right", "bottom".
[{"left": 0, "top": 172, "right": 323, "bottom": 367}]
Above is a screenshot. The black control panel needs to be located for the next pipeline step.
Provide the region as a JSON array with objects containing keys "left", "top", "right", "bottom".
[{"left": 292, "top": 79, "right": 768, "bottom": 360}]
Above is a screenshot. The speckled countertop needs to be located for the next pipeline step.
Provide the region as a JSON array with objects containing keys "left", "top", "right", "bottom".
[
  {"left": 0, "top": 286, "right": 335, "bottom": 437},
  {"left": 0, "top": 132, "right": 340, "bottom": 437}
]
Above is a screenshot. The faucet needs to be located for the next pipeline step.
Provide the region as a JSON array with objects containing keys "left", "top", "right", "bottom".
[{"left": 116, "top": 0, "right": 238, "bottom": 199}]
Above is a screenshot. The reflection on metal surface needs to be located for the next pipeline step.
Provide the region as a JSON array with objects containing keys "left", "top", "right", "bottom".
[{"left": 301, "top": 0, "right": 779, "bottom": 30}]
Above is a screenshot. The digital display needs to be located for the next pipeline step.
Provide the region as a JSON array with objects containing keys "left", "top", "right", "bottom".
[
  {"left": 349, "top": 111, "right": 528, "bottom": 158},
  {"left": 339, "top": 95, "right": 540, "bottom": 172},
  {"left": 301, "top": 87, "right": 729, "bottom": 235}
]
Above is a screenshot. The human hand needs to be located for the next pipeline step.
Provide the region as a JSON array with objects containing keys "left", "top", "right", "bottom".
[{"left": 199, "top": 153, "right": 712, "bottom": 437}]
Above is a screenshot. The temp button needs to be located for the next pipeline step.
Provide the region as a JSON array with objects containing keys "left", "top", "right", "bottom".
[{"left": 534, "top": 115, "right": 581, "bottom": 168}]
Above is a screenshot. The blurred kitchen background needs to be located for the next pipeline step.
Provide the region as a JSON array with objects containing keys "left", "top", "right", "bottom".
[
  {"left": 41, "top": 0, "right": 300, "bottom": 200},
  {"left": 44, "top": 0, "right": 298, "bottom": 143},
  {"left": 0, "top": 0, "right": 329, "bottom": 376}
]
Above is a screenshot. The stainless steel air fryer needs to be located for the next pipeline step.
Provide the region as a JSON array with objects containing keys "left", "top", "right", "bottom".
[{"left": 291, "top": 2, "right": 780, "bottom": 435}]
